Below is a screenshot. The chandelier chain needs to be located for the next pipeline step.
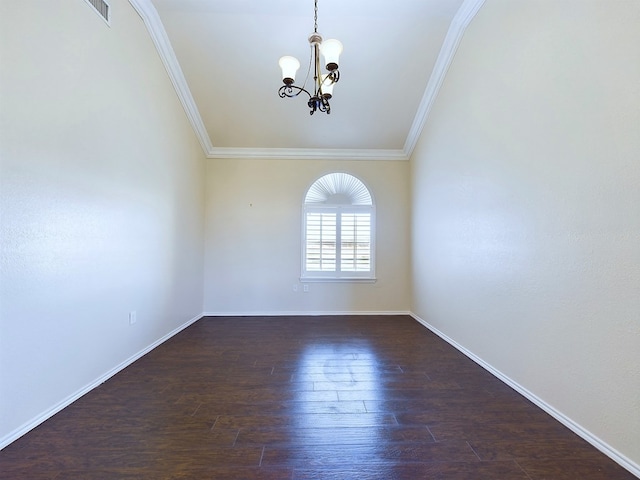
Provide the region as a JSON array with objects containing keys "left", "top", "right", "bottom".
[{"left": 314, "top": 0, "right": 318, "bottom": 33}]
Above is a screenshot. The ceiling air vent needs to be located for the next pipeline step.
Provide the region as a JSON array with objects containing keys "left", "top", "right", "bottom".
[{"left": 84, "top": 0, "right": 110, "bottom": 25}]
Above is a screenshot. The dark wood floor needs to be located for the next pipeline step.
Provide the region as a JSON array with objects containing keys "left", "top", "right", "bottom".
[{"left": 0, "top": 315, "right": 635, "bottom": 479}]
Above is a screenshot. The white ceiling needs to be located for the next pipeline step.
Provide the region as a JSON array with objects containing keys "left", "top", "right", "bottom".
[{"left": 130, "top": 0, "right": 484, "bottom": 160}]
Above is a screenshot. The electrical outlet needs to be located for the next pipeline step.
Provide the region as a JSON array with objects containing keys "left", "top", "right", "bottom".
[
  {"left": 303, "top": 284, "right": 309, "bottom": 293},
  {"left": 129, "top": 311, "right": 137, "bottom": 326}
]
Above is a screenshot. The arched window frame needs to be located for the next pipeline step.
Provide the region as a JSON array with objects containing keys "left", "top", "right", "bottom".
[{"left": 301, "top": 173, "right": 376, "bottom": 282}]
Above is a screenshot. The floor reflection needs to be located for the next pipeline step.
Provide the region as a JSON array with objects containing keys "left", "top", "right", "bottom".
[{"left": 293, "top": 340, "right": 392, "bottom": 469}]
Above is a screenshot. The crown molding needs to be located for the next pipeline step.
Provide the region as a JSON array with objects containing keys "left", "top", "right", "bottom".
[
  {"left": 130, "top": 0, "right": 484, "bottom": 162},
  {"left": 128, "top": 0, "right": 213, "bottom": 154},
  {"left": 403, "top": 0, "right": 486, "bottom": 158},
  {"left": 207, "top": 147, "right": 408, "bottom": 161}
]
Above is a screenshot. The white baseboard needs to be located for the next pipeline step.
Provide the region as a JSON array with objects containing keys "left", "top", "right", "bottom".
[
  {"left": 410, "top": 312, "right": 640, "bottom": 479},
  {"left": 201, "top": 310, "right": 412, "bottom": 317},
  {"left": 0, "top": 313, "right": 202, "bottom": 451}
]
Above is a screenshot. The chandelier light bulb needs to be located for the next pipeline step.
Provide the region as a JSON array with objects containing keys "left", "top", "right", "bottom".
[
  {"left": 279, "top": 56, "right": 300, "bottom": 85},
  {"left": 320, "top": 38, "right": 343, "bottom": 71},
  {"left": 320, "top": 74, "right": 335, "bottom": 98}
]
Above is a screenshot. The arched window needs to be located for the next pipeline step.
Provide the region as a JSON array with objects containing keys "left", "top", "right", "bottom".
[{"left": 302, "top": 173, "right": 375, "bottom": 280}]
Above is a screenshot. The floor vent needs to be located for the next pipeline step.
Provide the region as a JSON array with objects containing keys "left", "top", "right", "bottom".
[{"left": 85, "top": 0, "right": 110, "bottom": 25}]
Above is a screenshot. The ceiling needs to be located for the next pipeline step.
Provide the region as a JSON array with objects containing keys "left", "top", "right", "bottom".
[{"left": 130, "top": 0, "right": 484, "bottom": 160}]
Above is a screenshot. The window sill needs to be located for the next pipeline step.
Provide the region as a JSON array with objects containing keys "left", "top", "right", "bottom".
[{"left": 300, "top": 277, "right": 377, "bottom": 283}]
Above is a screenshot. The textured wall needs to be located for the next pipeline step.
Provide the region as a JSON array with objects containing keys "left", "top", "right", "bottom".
[
  {"left": 410, "top": 0, "right": 640, "bottom": 470},
  {"left": 0, "top": 0, "right": 205, "bottom": 445},
  {"left": 203, "top": 158, "right": 411, "bottom": 314}
]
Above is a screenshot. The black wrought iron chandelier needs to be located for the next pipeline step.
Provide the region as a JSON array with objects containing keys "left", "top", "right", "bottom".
[{"left": 277, "top": 0, "right": 343, "bottom": 115}]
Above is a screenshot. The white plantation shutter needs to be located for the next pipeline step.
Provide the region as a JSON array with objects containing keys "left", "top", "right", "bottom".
[
  {"left": 305, "top": 212, "right": 337, "bottom": 271},
  {"left": 302, "top": 174, "right": 375, "bottom": 280},
  {"left": 340, "top": 213, "right": 371, "bottom": 272}
]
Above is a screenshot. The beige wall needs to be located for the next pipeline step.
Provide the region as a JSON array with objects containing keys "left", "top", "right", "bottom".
[
  {"left": 411, "top": 0, "right": 640, "bottom": 470},
  {"left": 203, "top": 158, "right": 410, "bottom": 314},
  {"left": 0, "top": 0, "right": 206, "bottom": 446}
]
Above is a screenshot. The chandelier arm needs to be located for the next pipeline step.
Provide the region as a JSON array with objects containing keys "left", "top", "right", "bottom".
[
  {"left": 308, "top": 97, "right": 318, "bottom": 115},
  {"left": 278, "top": 84, "right": 312, "bottom": 99},
  {"left": 320, "top": 94, "right": 330, "bottom": 114},
  {"left": 300, "top": 43, "right": 313, "bottom": 94},
  {"left": 319, "top": 69, "right": 340, "bottom": 90}
]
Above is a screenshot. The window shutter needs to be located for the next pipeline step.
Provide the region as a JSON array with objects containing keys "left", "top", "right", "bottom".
[
  {"left": 305, "top": 212, "right": 336, "bottom": 272},
  {"left": 340, "top": 213, "right": 371, "bottom": 271}
]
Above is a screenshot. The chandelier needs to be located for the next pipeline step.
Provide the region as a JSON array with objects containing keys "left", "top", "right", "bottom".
[{"left": 277, "top": 0, "right": 343, "bottom": 115}]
